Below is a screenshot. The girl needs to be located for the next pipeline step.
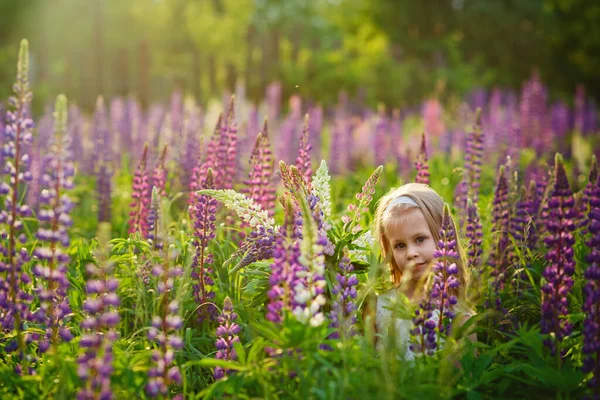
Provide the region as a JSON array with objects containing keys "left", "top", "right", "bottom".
[{"left": 364, "top": 183, "right": 473, "bottom": 358}]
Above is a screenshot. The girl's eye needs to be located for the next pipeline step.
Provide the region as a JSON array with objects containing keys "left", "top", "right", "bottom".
[
  {"left": 394, "top": 243, "right": 405, "bottom": 249},
  {"left": 416, "top": 236, "right": 425, "bottom": 243}
]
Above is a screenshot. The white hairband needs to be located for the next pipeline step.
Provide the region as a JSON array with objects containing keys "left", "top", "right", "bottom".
[{"left": 385, "top": 195, "right": 418, "bottom": 212}]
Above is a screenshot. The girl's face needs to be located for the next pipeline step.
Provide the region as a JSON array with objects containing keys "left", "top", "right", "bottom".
[{"left": 386, "top": 208, "right": 436, "bottom": 284}]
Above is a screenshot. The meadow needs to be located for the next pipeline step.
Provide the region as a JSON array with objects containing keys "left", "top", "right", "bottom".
[{"left": 0, "top": 39, "right": 599, "bottom": 400}]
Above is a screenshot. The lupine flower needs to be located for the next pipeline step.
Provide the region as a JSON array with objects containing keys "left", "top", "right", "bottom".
[
  {"left": 181, "top": 105, "right": 203, "bottom": 189},
  {"left": 241, "top": 119, "right": 276, "bottom": 217},
  {"left": 77, "top": 224, "right": 119, "bottom": 400},
  {"left": 278, "top": 95, "right": 302, "bottom": 164},
  {"left": 550, "top": 101, "right": 571, "bottom": 157},
  {"left": 267, "top": 200, "right": 304, "bottom": 323},
  {"left": 214, "top": 297, "right": 241, "bottom": 380},
  {"left": 197, "top": 189, "right": 278, "bottom": 272},
  {"left": 414, "top": 132, "right": 430, "bottom": 185},
  {"left": 342, "top": 165, "right": 383, "bottom": 235},
  {"left": 292, "top": 194, "right": 327, "bottom": 327},
  {"left": 541, "top": 154, "right": 577, "bottom": 355},
  {"left": 329, "top": 248, "right": 359, "bottom": 339},
  {"left": 146, "top": 300, "right": 184, "bottom": 397},
  {"left": 146, "top": 218, "right": 184, "bottom": 397},
  {"left": 0, "top": 40, "right": 35, "bottom": 362},
  {"left": 224, "top": 96, "right": 238, "bottom": 189},
  {"left": 191, "top": 169, "right": 218, "bottom": 322},
  {"left": 128, "top": 143, "right": 151, "bottom": 237},
  {"left": 465, "top": 198, "right": 483, "bottom": 270},
  {"left": 151, "top": 145, "right": 168, "bottom": 198},
  {"left": 146, "top": 187, "right": 162, "bottom": 250},
  {"left": 579, "top": 155, "right": 598, "bottom": 234},
  {"left": 582, "top": 170, "right": 600, "bottom": 396},
  {"left": 32, "top": 94, "right": 74, "bottom": 352},
  {"left": 311, "top": 160, "right": 332, "bottom": 225},
  {"left": 409, "top": 293, "right": 437, "bottom": 356},
  {"left": 91, "top": 96, "right": 111, "bottom": 174},
  {"left": 489, "top": 165, "right": 510, "bottom": 296},
  {"left": 455, "top": 109, "right": 484, "bottom": 222},
  {"left": 520, "top": 72, "right": 549, "bottom": 152},
  {"left": 411, "top": 204, "right": 461, "bottom": 355},
  {"left": 97, "top": 163, "right": 113, "bottom": 223},
  {"left": 295, "top": 114, "right": 313, "bottom": 188},
  {"left": 308, "top": 105, "right": 323, "bottom": 162}
]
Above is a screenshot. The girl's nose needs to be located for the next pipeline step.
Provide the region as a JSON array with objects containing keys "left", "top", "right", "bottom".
[{"left": 407, "top": 246, "right": 419, "bottom": 260}]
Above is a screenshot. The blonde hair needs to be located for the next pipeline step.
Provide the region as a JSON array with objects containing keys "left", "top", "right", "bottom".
[{"left": 374, "top": 183, "right": 470, "bottom": 306}]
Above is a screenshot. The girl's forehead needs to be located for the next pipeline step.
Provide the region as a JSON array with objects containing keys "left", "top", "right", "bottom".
[{"left": 383, "top": 207, "right": 429, "bottom": 235}]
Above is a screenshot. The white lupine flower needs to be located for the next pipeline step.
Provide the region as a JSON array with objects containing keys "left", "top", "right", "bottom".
[
  {"left": 311, "top": 160, "right": 332, "bottom": 222},
  {"left": 293, "top": 307, "right": 310, "bottom": 324},
  {"left": 294, "top": 286, "right": 312, "bottom": 304},
  {"left": 196, "top": 189, "right": 277, "bottom": 232},
  {"left": 309, "top": 313, "right": 325, "bottom": 327},
  {"left": 350, "top": 230, "right": 375, "bottom": 263}
]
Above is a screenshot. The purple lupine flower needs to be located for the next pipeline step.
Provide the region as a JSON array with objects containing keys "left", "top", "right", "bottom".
[
  {"left": 465, "top": 198, "right": 483, "bottom": 270},
  {"left": 223, "top": 96, "right": 238, "bottom": 190},
  {"left": 541, "top": 154, "right": 577, "bottom": 355},
  {"left": 146, "top": 226, "right": 184, "bottom": 397},
  {"left": 329, "top": 248, "right": 358, "bottom": 339},
  {"left": 68, "top": 104, "right": 85, "bottom": 173},
  {"left": 146, "top": 187, "right": 162, "bottom": 251},
  {"left": 25, "top": 146, "right": 41, "bottom": 212},
  {"left": 191, "top": 169, "right": 218, "bottom": 322},
  {"left": 295, "top": 114, "right": 313, "bottom": 188},
  {"left": 414, "top": 132, "right": 430, "bottom": 185},
  {"left": 241, "top": 119, "right": 276, "bottom": 217},
  {"left": 308, "top": 105, "right": 323, "bottom": 162},
  {"left": 431, "top": 204, "right": 462, "bottom": 335},
  {"left": 97, "top": 163, "right": 113, "bottom": 223},
  {"left": 512, "top": 181, "right": 538, "bottom": 250},
  {"left": 409, "top": 294, "right": 437, "bottom": 356},
  {"left": 151, "top": 145, "right": 168, "bottom": 198},
  {"left": 329, "top": 97, "right": 351, "bottom": 175},
  {"left": 181, "top": 105, "right": 203, "bottom": 189},
  {"left": 0, "top": 40, "right": 35, "bottom": 361},
  {"left": 455, "top": 109, "right": 484, "bottom": 222},
  {"left": 146, "top": 299, "right": 184, "bottom": 397},
  {"left": 579, "top": 156, "right": 598, "bottom": 234},
  {"left": 278, "top": 96, "right": 302, "bottom": 164},
  {"left": 550, "top": 101, "right": 571, "bottom": 157},
  {"left": 91, "top": 96, "right": 111, "bottom": 174},
  {"left": 128, "top": 143, "right": 151, "bottom": 237},
  {"left": 410, "top": 204, "right": 461, "bottom": 356},
  {"left": 267, "top": 200, "right": 304, "bottom": 323},
  {"left": 32, "top": 94, "right": 74, "bottom": 352},
  {"left": 582, "top": 170, "right": 600, "bottom": 397},
  {"left": 77, "top": 224, "right": 120, "bottom": 400},
  {"left": 214, "top": 297, "right": 241, "bottom": 380},
  {"left": 520, "top": 71, "right": 549, "bottom": 152},
  {"left": 373, "top": 105, "right": 389, "bottom": 167},
  {"left": 489, "top": 165, "right": 510, "bottom": 294}
]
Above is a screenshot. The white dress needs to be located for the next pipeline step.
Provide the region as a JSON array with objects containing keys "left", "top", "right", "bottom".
[{"left": 375, "top": 290, "right": 441, "bottom": 360}]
